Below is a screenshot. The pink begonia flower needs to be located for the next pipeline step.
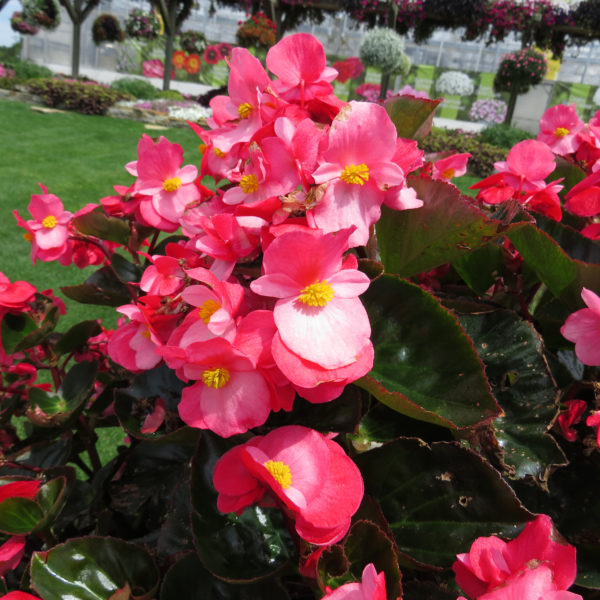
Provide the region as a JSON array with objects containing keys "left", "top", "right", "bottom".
[
  {"left": 560, "top": 287, "right": 600, "bottom": 366},
  {"left": 586, "top": 411, "right": 600, "bottom": 448},
  {"left": 0, "top": 273, "right": 36, "bottom": 312},
  {"left": 251, "top": 227, "right": 371, "bottom": 370},
  {"left": 310, "top": 101, "right": 407, "bottom": 246},
  {"left": 205, "top": 48, "right": 273, "bottom": 153},
  {"left": 453, "top": 514, "right": 577, "bottom": 600},
  {"left": 537, "top": 104, "right": 584, "bottom": 156},
  {"left": 266, "top": 33, "right": 338, "bottom": 104},
  {"left": 324, "top": 563, "right": 387, "bottom": 599},
  {"left": 22, "top": 184, "right": 72, "bottom": 258},
  {"left": 129, "top": 135, "right": 200, "bottom": 225},
  {"left": 2, "top": 593, "right": 42, "bottom": 600},
  {"left": 432, "top": 152, "right": 471, "bottom": 181},
  {"left": 175, "top": 337, "right": 274, "bottom": 437},
  {"left": 459, "top": 566, "right": 582, "bottom": 600},
  {"left": 212, "top": 425, "right": 364, "bottom": 545},
  {"left": 142, "top": 59, "right": 173, "bottom": 79},
  {"left": 107, "top": 299, "right": 170, "bottom": 373},
  {"left": 564, "top": 170, "right": 600, "bottom": 217},
  {"left": 140, "top": 397, "right": 167, "bottom": 434},
  {"left": 0, "top": 535, "right": 26, "bottom": 576},
  {"left": 557, "top": 399, "right": 587, "bottom": 442}
]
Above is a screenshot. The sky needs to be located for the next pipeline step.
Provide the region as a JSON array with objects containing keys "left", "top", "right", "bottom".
[{"left": 1, "top": 0, "right": 24, "bottom": 49}]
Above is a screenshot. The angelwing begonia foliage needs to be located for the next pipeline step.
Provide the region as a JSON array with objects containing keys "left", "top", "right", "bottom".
[{"left": 1, "top": 32, "right": 599, "bottom": 600}]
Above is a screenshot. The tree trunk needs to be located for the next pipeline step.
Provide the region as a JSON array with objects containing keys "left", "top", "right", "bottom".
[
  {"left": 505, "top": 89, "right": 518, "bottom": 125},
  {"left": 163, "top": 31, "right": 174, "bottom": 91},
  {"left": 71, "top": 4, "right": 81, "bottom": 78},
  {"left": 379, "top": 72, "right": 390, "bottom": 100}
]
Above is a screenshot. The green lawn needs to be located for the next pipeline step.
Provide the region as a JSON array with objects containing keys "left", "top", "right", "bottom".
[{"left": 0, "top": 98, "right": 201, "bottom": 330}]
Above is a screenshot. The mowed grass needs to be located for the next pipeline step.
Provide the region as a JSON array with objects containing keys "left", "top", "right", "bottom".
[{"left": 0, "top": 98, "right": 202, "bottom": 330}]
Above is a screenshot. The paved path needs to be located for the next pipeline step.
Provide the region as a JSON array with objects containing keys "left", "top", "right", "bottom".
[{"left": 42, "top": 62, "right": 486, "bottom": 132}]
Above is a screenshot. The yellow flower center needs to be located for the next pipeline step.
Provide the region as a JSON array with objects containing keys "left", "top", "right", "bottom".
[
  {"left": 554, "top": 127, "right": 570, "bottom": 138},
  {"left": 340, "top": 163, "right": 370, "bottom": 185},
  {"left": 213, "top": 147, "right": 226, "bottom": 158},
  {"left": 240, "top": 174, "right": 259, "bottom": 194},
  {"left": 202, "top": 367, "right": 230, "bottom": 389},
  {"left": 264, "top": 460, "right": 292, "bottom": 489},
  {"left": 198, "top": 299, "right": 221, "bottom": 324},
  {"left": 298, "top": 280, "right": 335, "bottom": 307},
  {"left": 24, "top": 232, "right": 34, "bottom": 243},
  {"left": 42, "top": 215, "right": 57, "bottom": 229},
  {"left": 163, "top": 177, "right": 182, "bottom": 192},
  {"left": 141, "top": 327, "right": 151, "bottom": 339},
  {"left": 238, "top": 103, "right": 253, "bottom": 119},
  {"left": 441, "top": 167, "right": 456, "bottom": 179}
]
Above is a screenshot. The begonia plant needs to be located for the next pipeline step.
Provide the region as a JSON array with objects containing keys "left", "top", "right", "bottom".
[{"left": 0, "top": 31, "right": 599, "bottom": 600}]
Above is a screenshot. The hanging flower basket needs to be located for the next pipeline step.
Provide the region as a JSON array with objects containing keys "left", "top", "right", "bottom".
[
  {"left": 92, "top": 13, "right": 125, "bottom": 46},
  {"left": 22, "top": 0, "right": 60, "bottom": 31},
  {"left": 10, "top": 11, "right": 39, "bottom": 35},
  {"left": 179, "top": 30, "right": 207, "bottom": 55},
  {"left": 125, "top": 8, "right": 162, "bottom": 41}
]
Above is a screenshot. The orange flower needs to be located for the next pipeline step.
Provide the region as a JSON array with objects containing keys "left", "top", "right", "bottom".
[
  {"left": 172, "top": 50, "right": 187, "bottom": 70},
  {"left": 185, "top": 53, "right": 201, "bottom": 74}
]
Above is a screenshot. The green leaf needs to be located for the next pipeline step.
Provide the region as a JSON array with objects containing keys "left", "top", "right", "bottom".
[
  {"left": 358, "top": 275, "right": 500, "bottom": 429},
  {"left": 1, "top": 313, "right": 38, "bottom": 355},
  {"left": 30, "top": 537, "right": 159, "bottom": 600},
  {"left": 0, "top": 497, "right": 45, "bottom": 534},
  {"left": 384, "top": 96, "right": 442, "bottom": 141},
  {"left": 458, "top": 310, "right": 567, "bottom": 480},
  {"left": 111, "top": 253, "right": 144, "bottom": 284},
  {"left": 453, "top": 242, "right": 503, "bottom": 296},
  {"left": 61, "top": 266, "right": 133, "bottom": 307},
  {"left": 27, "top": 362, "right": 97, "bottom": 426},
  {"left": 508, "top": 221, "right": 600, "bottom": 309},
  {"left": 55, "top": 320, "right": 102, "bottom": 356},
  {"left": 377, "top": 177, "right": 523, "bottom": 277},
  {"left": 33, "top": 475, "right": 71, "bottom": 534},
  {"left": 160, "top": 552, "right": 290, "bottom": 599},
  {"left": 190, "top": 432, "right": 293, "bottom": 582},
  {"left": 72, "top": 208, "right": 131, "bottom": 245},
  {"left": 356, "top": 438, "right": 532, "bottom": 567}
]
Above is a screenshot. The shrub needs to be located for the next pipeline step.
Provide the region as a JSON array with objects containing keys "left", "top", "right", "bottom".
[
  {"left": 494, "top": 47, "right": 547, "bottom": 94},
  {"left": 469, "top": 98, "right": 507, "bottom": 124},
  {"left": 236, "top": 12, "right": 277, "bottom": 49},
  {"left": 359, "top": 27, "right": 406, "bottom": 74},
  {"left": 92, "top": 14, "right": 124, "bottom": 45},
  {"left": 435, "top": 70, "right": 475, "bottom": 96},
  {"left": 158, "top": 89, "right": 184, "bottom": 100},
  {"left": 421, "top": 127, "right": 507, "bottom": 177},
  {"left": 478, "top": 123, "right": 534, "bottom": 149},
  {"left": 27, "top": 78, "right": 131, "bottom": 115},
  {"left": 111, "top": 77, "right": 159, "bottom": 99}
]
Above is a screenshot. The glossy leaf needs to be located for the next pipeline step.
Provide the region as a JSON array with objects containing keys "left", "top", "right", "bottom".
[
  {"left": 190, "top": 432, "right": 293, "bottom": 582},
  {"left": 111, "top": 253, "right": 143, "bottom": 284},
  {"left": 458, "top": 311, "right": 567, "bottom": 480},
  {"left": 33, "top": 476, "right": 71, "bottom": 534},
  {"left": 356, "top": 437, "right": 532, "bottom": 567},
  {"left": 72, "top": 208, "right": 131, "bottom": 245},
  {"left": 54, "top": 320, "right": 102, "bottom": 356},
  {"left": 359, "top": 275, "right": 500, "bottom": 429},
  {"left": 30, "top": 537, "right": 159, "bottom": 600},
  {"left": 508, "top": 221, "right": 600, "bottom": 309},
  {"left": 453, "top": 242, "right": 503, "bottom": 296},
  {"left": 160, "top": 552, "right": 290, "bottom": 600},
  {"left": 61, "top": 266, "right": 133, "bottom": 307},
  {"left": 385, "top": 96, "right": 442, "bottom": 141},
  {"left": 1, "top": 313, "right": 38, "bottom": 356},
  {"left": 377, "top": 177, "right": 521, "bottom": 277},
  {"left": 0, "top": 497, "right": 44, "bottom": 534}
]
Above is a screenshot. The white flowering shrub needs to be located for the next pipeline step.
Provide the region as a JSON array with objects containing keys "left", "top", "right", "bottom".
[
  {"left": 435, "top": 70, "right": 475, "bottom": 97},
  {"left": 359, "top": 28, "right": 406, "bottom": 74},
  {"left": 469, "top": 98, "right": 507, "bottom": 124}
]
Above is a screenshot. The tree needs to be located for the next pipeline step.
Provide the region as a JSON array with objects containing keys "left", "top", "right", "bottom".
[
  {"left": 150, "top": 0, "right": 194, "bottom": 91},
  {"left": 58, "top": 0, "right": 101, "bottom": 78}
]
